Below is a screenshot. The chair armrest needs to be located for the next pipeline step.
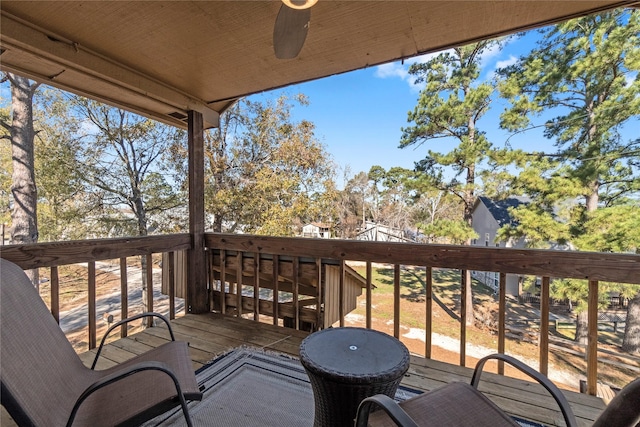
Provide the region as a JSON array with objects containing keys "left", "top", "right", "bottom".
[
  {"left": 92, "top": 312, "right": 175, "bottom": 369},
  {"left": 471, "top": 354, "right": 577, "bottom": 427},
  {"left": 67, "top": 360, "right": 193, "bottom": 427},
  {"left": 355, "top": 394, "right": 419, "bottom": 427}
]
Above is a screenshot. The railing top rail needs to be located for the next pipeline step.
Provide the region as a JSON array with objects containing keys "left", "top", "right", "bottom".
[
  {"left": 1, "top": 234, "right": 192, "bottom": 270},
  {"left": 205, "top": 233, "right": 640, "bottom": 285}
]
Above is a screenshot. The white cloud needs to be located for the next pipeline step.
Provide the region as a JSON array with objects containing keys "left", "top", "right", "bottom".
[
  {"left": 374, "top": 51, "right": 451, "bottom": 92},
  {"left": 479, "top": 43, "right": 502, "bottom": 66},
  {"left": 375, "top": 62, "right": 408, "bottom": 80},
  {"left": 495, "top": 55, "right": 518, "bottom": 70}
]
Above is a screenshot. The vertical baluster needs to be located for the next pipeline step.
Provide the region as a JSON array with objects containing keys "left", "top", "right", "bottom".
[
  {"left": 498, "top": 272, "right": 506, "bottom": 375},
  {"left": 236, "top": 251, "right": 243, "bottom": 317},
  {"left": 394, "top": 264, "right": 400, "bottom": 339},
  {"left": 587, "top": 280, "right": 599, "bottom": 395},
  {"left": 254, "top": 253, "right": 260, "bottom": 321},
  {"left": 88, "top": 261, "right": 97, "bottom": 350},
  {"left": 120, "top": 257, "right": 128, "bottom": 338},
  {"left": 220, "top": 250, "right": 227, "bottom": 315},
  {"left": 293, "top": 256, "right": 299, "bottom": 330},
  {"left": 425, "top": 266, "right": 433, "bottom": 359},
  {"left": 208, "top": 250, "right": 214, "bottom": 312},
  {"left": 316, "top": 258, "right": 323, "bottom": 331},
  {"left": 366, "top": 261, "right": 372, "bottom": 329},
  {"left": 273, "top": 254, "right": 279, "bottom": 326},
  {"left": 146, "top": 254, "right": 154, "bottom": 316},
  {"left": 539, "top": 276, "right": 550, "bottom": 375},
  {"left": 339, "top": 260, "right": 345, "bottom": 327},
  {"left": 51, "top": 266, "right": 60, "bottom": 324},
  {"left": 460, "top": 269, "right": 467, "bottom": 367},
  {"left": 168, "top": 252, "right": 176, "bottom": 320}
]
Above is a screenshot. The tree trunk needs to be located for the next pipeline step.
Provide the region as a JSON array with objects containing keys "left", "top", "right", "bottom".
[
  {"left": 575, "top": 310, "right": 589, "bottom": 346},
  {"left": 8, "top": 73, "right": 40, "bottom": 287},
  {"left": 622, "top": 293, "right": 640, "bottom": 354},
  {"left": 463, "top": 163, "right": 475, "bottom": 326},
  {"left": 133, "top": 195, "right": 153, "bottom": 326}
]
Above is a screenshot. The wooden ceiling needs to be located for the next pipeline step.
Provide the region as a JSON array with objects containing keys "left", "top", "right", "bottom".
[{"left": 1, "top": 1, "right": 635, "bottom": 129}]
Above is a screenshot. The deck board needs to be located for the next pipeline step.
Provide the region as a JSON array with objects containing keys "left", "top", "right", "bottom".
[{"left": 3, "top": 312, "right": 607, "bottom": 427}]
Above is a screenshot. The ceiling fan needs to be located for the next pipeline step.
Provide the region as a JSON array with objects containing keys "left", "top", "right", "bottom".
[{"left": 273, "top": 0, "right": 318, "bottom": 59}]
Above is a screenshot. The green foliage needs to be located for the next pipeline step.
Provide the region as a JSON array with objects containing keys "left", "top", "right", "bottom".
[
  {"left": 403, "top": 41, "right": 505, "bottom": 225},
  {"left": 35, "top": 90, "right": 187, "bottom": 239},
  {"left": 497, "top": 10, "right": 640, "bottom": 344},
  {"left": 574, "top": 204, "right": 640, "bottom": 253},
  {"left": 203, "top": 94, "right": 336, "bottom": 236},
  {"left": 417, "top": 218, "right": 477, "bottom": 245},
  {"left": 499, "top": 9, "right": 640, "bottom": 211},
  {"left": 551, "top": 278, "right": 617, "bottom": 313}
]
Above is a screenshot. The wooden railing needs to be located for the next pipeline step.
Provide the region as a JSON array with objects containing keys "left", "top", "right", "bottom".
[
  {"left": 205, "top": 233, "right": 640, "bottom": 396},
  {"left": 1, "top": 234, "right": 191, "bottom": 348},
  {"left": 2, "top": 232, "right": 639, "bottom": 396}
]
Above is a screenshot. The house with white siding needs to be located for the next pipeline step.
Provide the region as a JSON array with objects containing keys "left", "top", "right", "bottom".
[
  {"left": 471, "top": 196, "right": 529, "bottom": 296},
  {"left": 301, "top": 223, "right": 331, "bottom": 239}
]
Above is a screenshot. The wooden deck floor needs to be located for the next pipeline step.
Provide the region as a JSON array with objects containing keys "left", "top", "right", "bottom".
[{"left": 3, "top": 313, "right": 607, "bottom": 426}]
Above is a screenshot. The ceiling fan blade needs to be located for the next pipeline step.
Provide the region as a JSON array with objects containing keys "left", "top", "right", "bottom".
[{"left": 273, "top": 4, "right": 311, "bottom": 59}]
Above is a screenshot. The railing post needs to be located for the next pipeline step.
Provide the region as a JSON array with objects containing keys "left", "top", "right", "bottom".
[
  {"left": 273, "top": 254, "right": 279, "bottom": 325},
  {"left": 498, "top": 272, "right": 506, "bottom": 374},
  {"left": 146, "top": 254, "right": 154, "bottom": 317},
  {"left": 366, "top": 261, "right": 372, "bottom": 329},
  {"left": 587, "top": 280, "right": 599, "bottom": 395},
  {"left": 236, "top": 251, "right": 243, "bottom": 317},
  {"left": 168, "top": 252, "right": 176, "bottom": 320},
  {"left": 120, "top": 257, "right": 128, "bottom": 337},
  {"left": 339, "top": 260, "right": 345, "bottom": 327},
  {"left": 220, "top": 250, "right": 227, "bottom": 315},
  {"left": 51, "top": 266, "right": 60, "bottom": 324},
  {"left": 293, "top": 256, "right": 299, "bottom": 329},
  {"left": 460, "top": 269, "right": 467, "bottom": 367},
  {"left": 539, "top": 276, "right": 550, "bottom": 375},
  {"left": 394, "top": 264, "right": 400, "bottom": 339},
  {"left": 425, "top": 266, "right": 432, "bottom": 359},
  {"left": 88, "top": 261, "right": 97, "bottom": 350},
  {"left": 254, "top": 253, "right": 260, "bottom": 321},
  {"left": 316, "top": 258, "right": 323, "bottom": 330}
]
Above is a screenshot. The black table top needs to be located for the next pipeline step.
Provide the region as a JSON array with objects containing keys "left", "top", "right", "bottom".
[{"left": 299, "top": 327, "right": 410, "bottom": 384}]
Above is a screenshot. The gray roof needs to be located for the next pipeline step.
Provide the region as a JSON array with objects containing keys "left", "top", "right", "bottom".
[{"left": 477, "top": 196, "right": 530, "bottom": 227}]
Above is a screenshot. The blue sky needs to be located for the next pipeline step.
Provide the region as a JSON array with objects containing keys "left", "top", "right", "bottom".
[
  {"left": 249, "top": 31, "right": 544, "bottom": 183},
  {"left": 251, "top": 25, "right": 638, "bottom": 188}
]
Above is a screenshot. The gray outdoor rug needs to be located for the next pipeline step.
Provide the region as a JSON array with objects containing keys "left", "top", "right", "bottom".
[{"left": 142, "top": 346, "right": 421, "bottom": 427}]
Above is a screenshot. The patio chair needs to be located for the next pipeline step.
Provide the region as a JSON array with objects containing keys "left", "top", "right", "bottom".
[
  {"left": 592, "top": 377, "right": 640, "bottom": 427},
  {"left": 0, "top": 258, "right": 202, "bottom": 427},
  {"left": 355, "top": 353, "right": 578, "bottom": 427}
]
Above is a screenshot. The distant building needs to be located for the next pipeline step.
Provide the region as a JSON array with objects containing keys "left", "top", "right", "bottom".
[
  {"left": 471, "top": 196, "right": 529, "bottom": 296},
  {"left": 302, "top": 222, "right": 331, "bottom": 239},
  {"left": 355, "top": 221, "right": 413, "bottom": 243}
]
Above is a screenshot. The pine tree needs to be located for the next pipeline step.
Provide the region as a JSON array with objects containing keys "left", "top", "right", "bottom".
[
  {"left": 401, "top": 40, "right": 505, "bottom": 325},
  {"left": 498, "top": 8, "right": 640, "bottom": 348}
]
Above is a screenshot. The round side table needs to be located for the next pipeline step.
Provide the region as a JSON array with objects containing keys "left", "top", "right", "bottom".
[{"left": 299, "top": 327, "right": 410, "bottom": 427}]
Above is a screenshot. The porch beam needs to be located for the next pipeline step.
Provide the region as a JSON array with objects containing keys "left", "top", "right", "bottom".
[
  {"left": 187, "top": 110, "right": 209, "bottom": 313},
  {"left": 0, "top": 12, "right": 219, "bottom": 129}
]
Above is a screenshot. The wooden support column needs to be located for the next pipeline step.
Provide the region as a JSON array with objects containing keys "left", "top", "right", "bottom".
[{"left": 187, "top": 110, "right": 209, "bottom": 313}]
